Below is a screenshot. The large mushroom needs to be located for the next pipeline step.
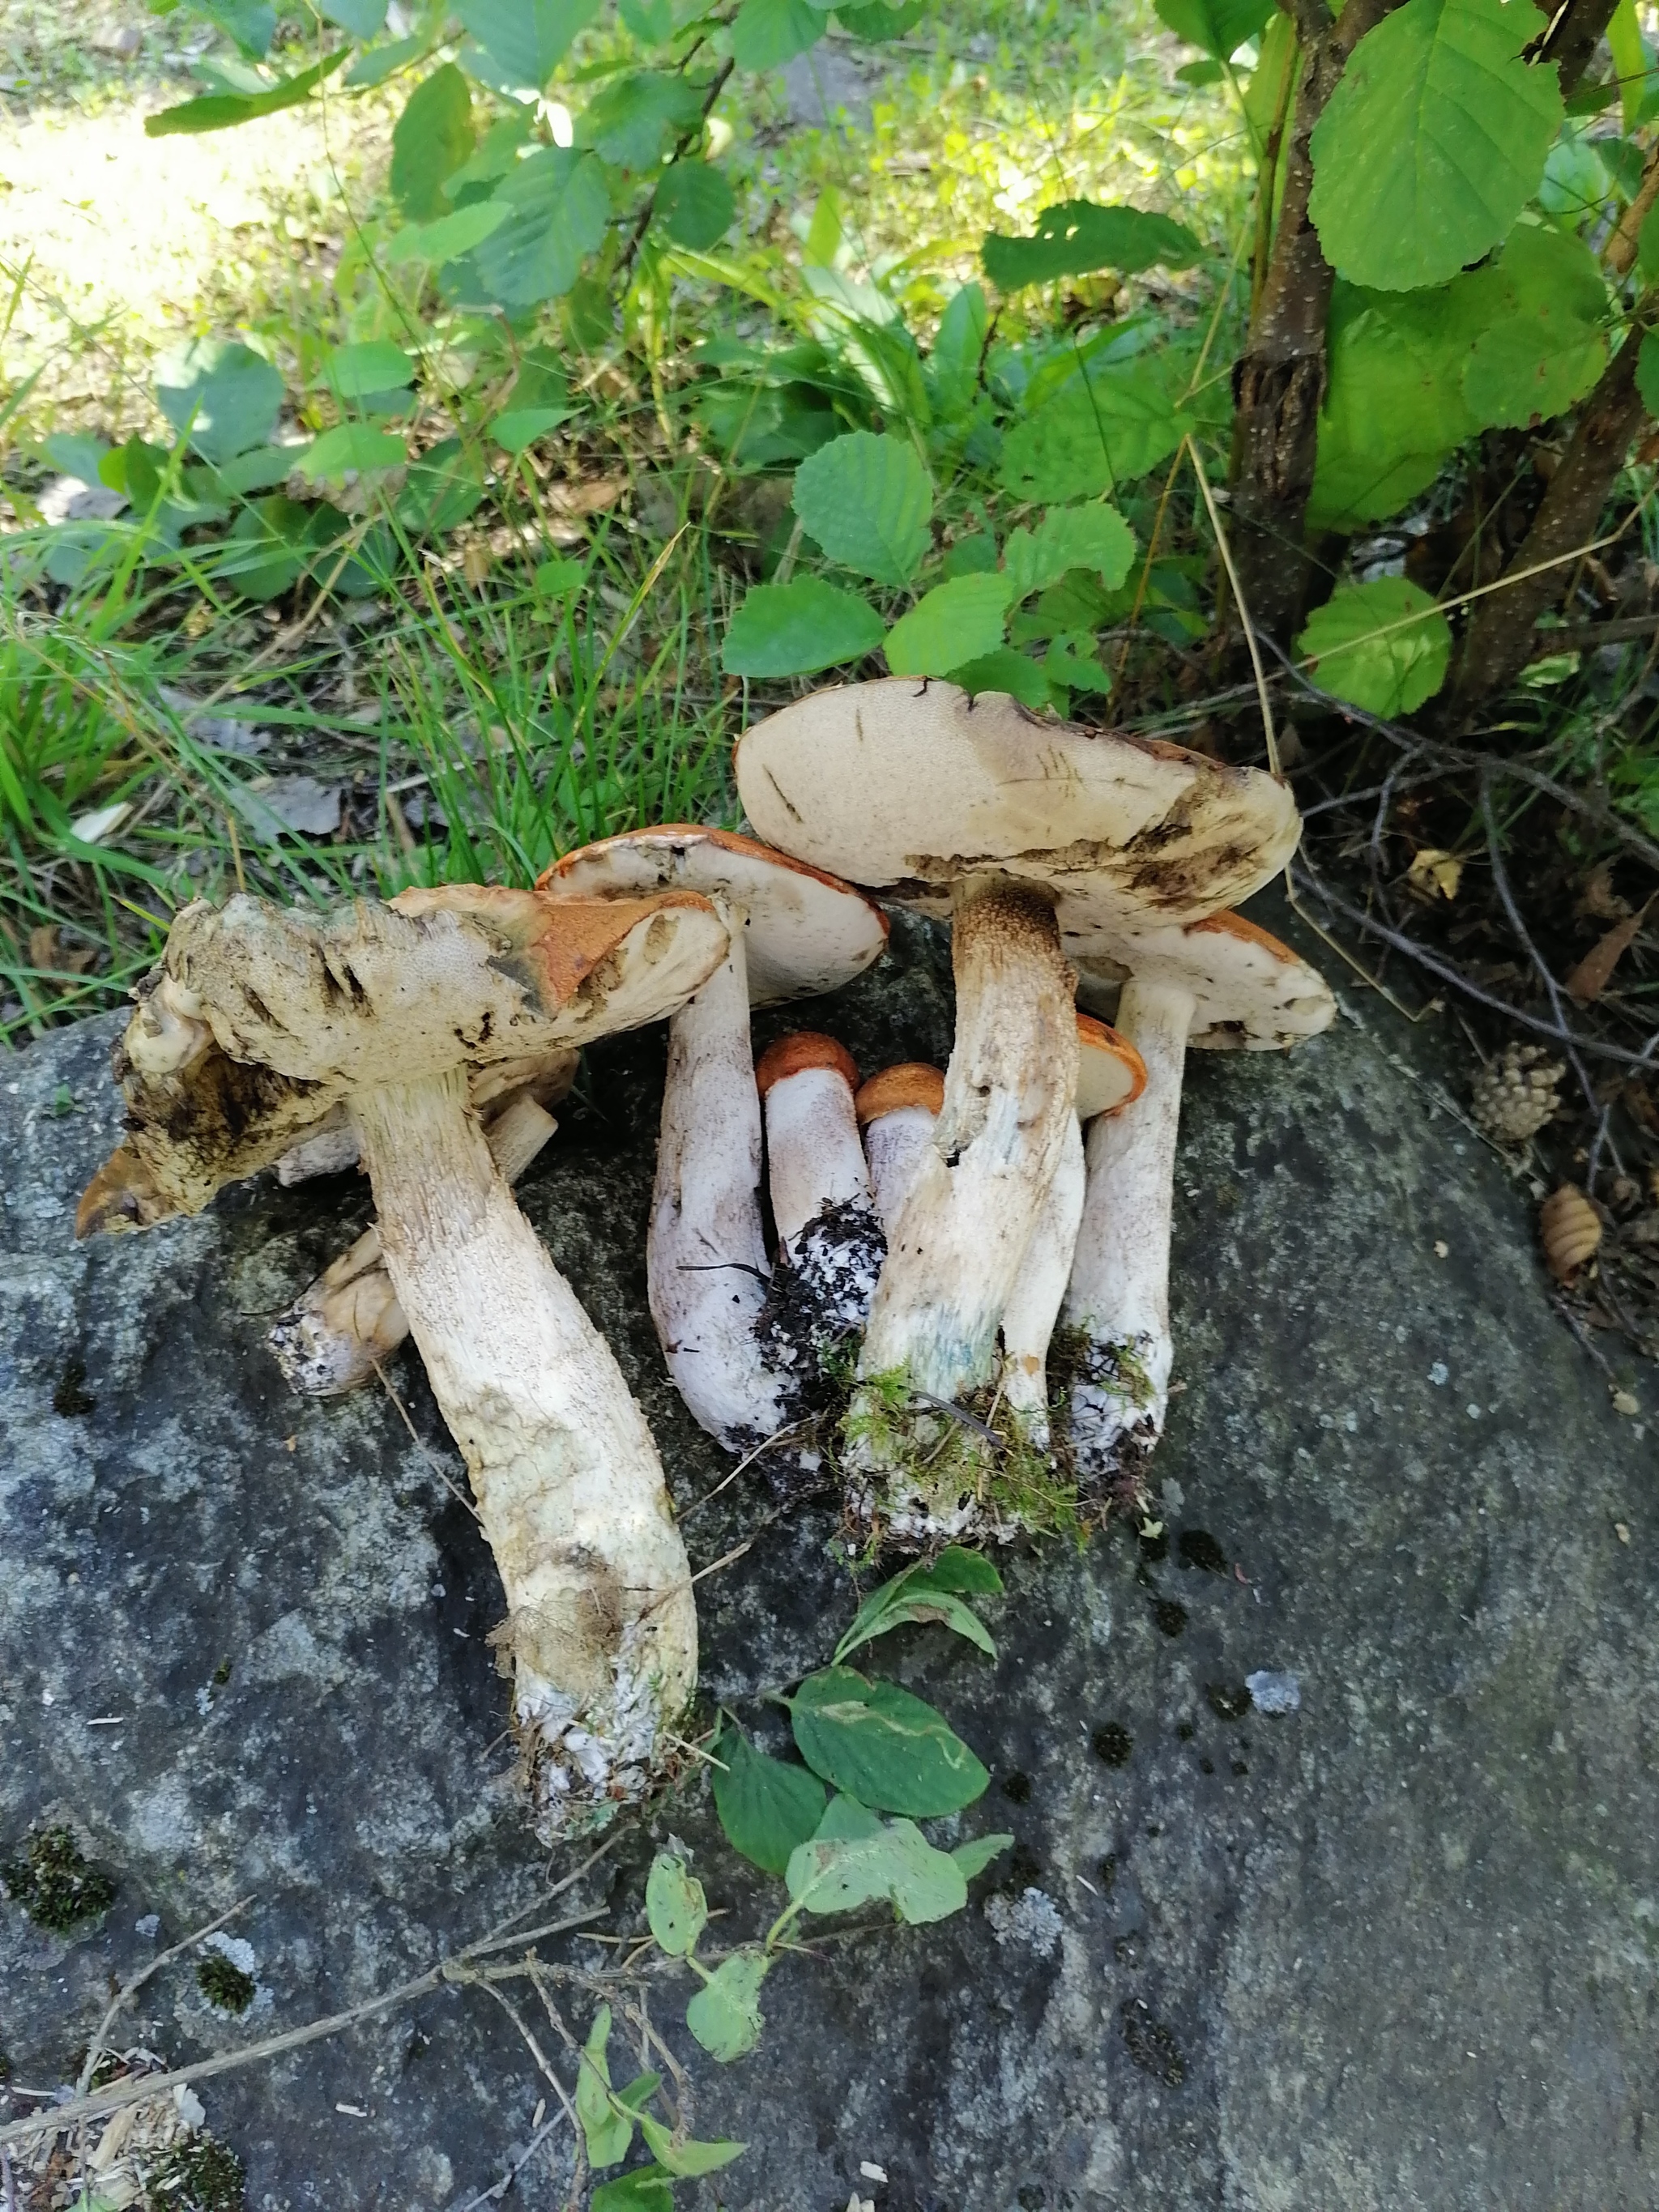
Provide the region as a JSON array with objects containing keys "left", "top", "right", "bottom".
[
  {"left": 1065, "top": 910, "right": 1335, "bottom": 1498},
  {"left": 77, "top": 882, "right": 730, "bottom": 1835},
  {"left": 537, "top": 828, "right": 887, "bottom": 1454},
  {"left": 736, "top": 679, "right": 1298, "bottom": 1524}
]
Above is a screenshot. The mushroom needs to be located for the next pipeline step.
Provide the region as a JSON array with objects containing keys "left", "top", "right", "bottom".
[
  {"left": 855, "top": 1063, "right": 945, "bottom": 1234},
  {"left": 1000, "top": 1016, "right": 1146, "bottom": 1454},
  {"left": 275, "top": 1047, "right": 578, "bottom": 1185},
  {"left": 735, "top": 679, "right": 1298, "bottom": 1519},
  {"left": 77, "top": 882, "right": 731, "bottom": 1835},
  {"left": 537, "top": 827, "right": 887, "bottom": 1452},
  {"left": 752, "top": 1031, "right": 884, "bottom": 1388},
  {"left": 1064, "top": 911, "right": 1335, "bottom": 1498}
]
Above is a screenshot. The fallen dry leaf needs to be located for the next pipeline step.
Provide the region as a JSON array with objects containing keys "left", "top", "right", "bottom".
[
  {"left": 1540, "top": 1183, "right": 1601, "bottom": 1281},
  {"left": 1576, "top": 859, "right": 1630, "bottom": 922},
  {"left": 1565, "top": 894, "right": 1653, "bottom": 1004},
  {"left": 548, "top": 476, "right": 627, "bottom": 520},
  {"left": 1611, "top": 1389, "right": 1640, "bottom": 1416},
  {"left": 1407, "top": 846, "right": 1464, "bottom": 901}
]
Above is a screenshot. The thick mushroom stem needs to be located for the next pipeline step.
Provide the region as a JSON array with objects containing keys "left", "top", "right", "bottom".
[
  {"left": 352, "top": 1067, "right": 697, "bottom": 1836},
  {"left": 269, "top": 1093, "right": 559, "bottom": 1398},
  {"left": 857, "top": 876, "right": 1079, "bottom": 1402},
  {"left": 1000, "top": 1110, "right": 1086, "bottom": 1451},
  {"left": 1062, "top": 974, "right": 1196, "bottom": 1488},
  {"left": 647, "top": 931, "right": 784, "bottom": 1451}
]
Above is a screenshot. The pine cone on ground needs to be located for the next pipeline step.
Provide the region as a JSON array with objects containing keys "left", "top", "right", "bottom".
[{"left": 1470, "top": 1042, "right": 1565, "bottom": 1144}]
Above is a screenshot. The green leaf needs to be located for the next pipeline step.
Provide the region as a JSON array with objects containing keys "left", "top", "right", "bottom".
[
  {"left": 396, "top": 437, "right": 485, "bottom": 535},
  {"left": 1000, "top": 364, "right": 1188, "bottom": 502},
  {"left": 655, "top": 160, "right": 736, "bottom": 248},
  {"left": 1606, "top": 0, "right": 1646, "bottom": 132},
  {"left": 812, "top": 1791, "right": 885, "bottom": 1840},
  {"left": 791, "top": 430, "right": 932, "bottom": 585},
  {"left": 1295, "top": 577, "right": 1452, "bottom": 716},
  {"left": 637, "top": 2114, "right": 746, "bottom": 2178},
  {"left": 709, "top": 1715, "right": 830, "bottom": 1870},
  {"left": 834, "top": 1551, "right": 1003, "bottom": 1664},
  {"left": 1154, "top": 0, "right": 1275, "bottom": 61},
  {"left": 837, "top": 0, "right": 928, "bottom": 38},
  {"left": 731, "top": 0, "right": 825, "bottom": 68},
  {"left": 645, "top": 1852, "right": 707, "bottom": 1957},
  {"left": 684, "top": 1948, "right": 770, "bottom": 2061},
  {"left": 1046, "top": 633, "right": 1113, "bottom": 693},
  {"left": 471, "top": 147, "right": 610, "bottom": 305},
  {"left": 386, "top": 200, "right": 509, "bottom": 266},
  {"left": 953, "top": 1831, "right": 1015, "bottom": 1880},
  {"left": 982, "top": 200, "right": 1202, "bottom": 290},
  {"left": 144, "top": 47, "right": 348, "bottom": 134},
  {"left": 534, "top": 554, "right": 586, "bottom": 599},
  {"left": 1461, "top": 226, "right": 1606, "bottom": 428},
  {"left": 322, "top": 0, "right": 387, "bottom": 30},
  {"left": 454, "top": 0, "right": 600, "bottom": 87},
  {"left": 326, "top": 341, "right": 416, "bottom": 400},
  {"left": 1640, "top": 201, "right": 1659, "bottom": 283},
  {"left": 288, "top": 424, "right": 407, "bottom": 492},
  {"left": 344, "top": 35, "right": 429, "bottom": 89},
  {"left": 790, "top": 1667, "right": 989, "bottom": 1815},
  {"left": 928, "top": 282, "right": 988, "bottom": 423},
  {"left": 590, "top": 2170, "right": 674, "bottom": 2212},
  {"left": 885, "top": 573, "right": 1013, "bottom": 677},
  {"left": 910, "top": 1548, "right": 1004, "bottom": 1596},
  {"left": 1004, "top": 502, "right": 1136, "bottom": 598},
  {"left": 1308, "top": 282, "right": 1477, "bottom": 530},
  {"left": 621, "top": 0, "right": 677, "bottom": 37},
  {"left": 945, "top": 647, "right": 1055, "bottom": 710},
  {"left": 578, "top": 70, "right": 704, "bottom": 167},
  {"left": 1636, "top": 329, "right": 1659, "bottom": 417},
  {"left": 721, "top": 578, "right": 885, "bottom": 677},
  {"left": 836, "top": 1583, "right": 996, "bottom": 1662},
  {"left": 492, "top": 406, "right": 573, "bottom": 452},
  {"left": 187, "top": 1, "right": 275, "bottom": 61},
  {"left": 390, "top": 64, "right": 474, "bottom": 221},
  {"left": 156, "top": 339, "right": 283, "bottom": 465},
  {"left": 42, "top": 433, "right": 111, "bottom": 484},
  {"left": 1307, "top": 0, "right": 1563, "bottom": 292},
  {"left": 784, "top": 1816, "right": 969, "bottom": 1923},
  {"left": 577, "top": 2005, "right": 633, "bottom": 2168}
]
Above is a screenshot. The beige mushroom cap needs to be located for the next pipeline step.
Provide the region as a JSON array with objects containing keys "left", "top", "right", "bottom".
[
  {"left": 78, "top": 884, "right": 728, "bottom": 1236},
  {"left": 735, "top": 679, "right": 1299, "bottom": 927},
  {"left": 540, "top": 825, "right": 888, "bottom": 1006},
  {"left": 1073, "top": 910, "right": 1336, "bottom": 1049}
]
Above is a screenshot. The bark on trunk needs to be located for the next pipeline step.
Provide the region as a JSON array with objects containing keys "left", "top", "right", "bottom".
[{"left": 1533, "top": 0, "right": 1623, "bottom": 100}]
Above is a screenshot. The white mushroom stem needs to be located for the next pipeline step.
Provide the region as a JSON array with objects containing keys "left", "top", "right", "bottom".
[
  {"left": 353, "top": 1067, "right": 697, "bottom": 1836},
  {"left": 647, "top": 930, "right": 784, "bottom": 1451},
  {"left": 857, "top": 876, "right": 1078, "bottom": 1403},
  {"left": 1000, "top": 1109, "right": 1086, "bottom": 1451},
  {"left": 864, "top": 1105, "right": 939, "bottom": 1235},
  {"left": 270, "top": 1093, "right": 559, "bottom": 1397},
  {"left": 763, "top": 1068, "right": 872, "bottom": 1251},
  {"left": 1062, "top": 974, "right": 1195, "bottom": 1479}
]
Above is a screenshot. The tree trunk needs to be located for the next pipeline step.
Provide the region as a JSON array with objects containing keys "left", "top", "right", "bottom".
[{"left": 1533, "top": 0, "right": 1622, "bottom": 100}]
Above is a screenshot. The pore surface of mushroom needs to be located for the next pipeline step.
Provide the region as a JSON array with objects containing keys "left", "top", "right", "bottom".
[
  {"left": 538, "top": 827, "right": 886, "bottom": 1454},
  {"left": 736, "top": 680, "right": 1298, "bottom": 1534},
  {"left": 79, "top": 884, "right": 730, "bottom": 1837},
  {"left": 1065, "top": 910, "right": 1334, "bottom": 1499}
]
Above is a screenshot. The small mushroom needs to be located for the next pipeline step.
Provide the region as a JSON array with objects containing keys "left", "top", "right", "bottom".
[
  {"left": 856, "top": 1063, "right": 945, "bottom": 1234},
  {"left": 736, "top": 679, "right": 1296, "bottom": 1523},
  {"left": 1001, "top": 1016, "right": 1146, "bottom": 1454},
  {"left": 77, "top": 883, "right": 730, "bottom": 1835},
  {"left": 1065, "top": 911, "right": 1334, "bottom": 1498},
  {"left": 753, "top": 1031, "right": 883, "bottom": 1383},
  {"left": 539, "top": 827, "right": 887, "bottom": 1451}
]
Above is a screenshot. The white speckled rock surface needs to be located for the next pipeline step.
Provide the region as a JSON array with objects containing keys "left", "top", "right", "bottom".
[{"left": 2, "top": 905, "right": 1656, "bottom": 2211}]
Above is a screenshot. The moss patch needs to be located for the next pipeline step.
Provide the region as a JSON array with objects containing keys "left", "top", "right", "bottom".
[
  {"left": 0, "top": 1825, "right": 116, "bottom": 1933},
  {"left": 196, "top": 1952, "right": 256, "bottom": 2014},
  {"left": 149, "top": 2137, "right": 247, "bottom": 2211}
]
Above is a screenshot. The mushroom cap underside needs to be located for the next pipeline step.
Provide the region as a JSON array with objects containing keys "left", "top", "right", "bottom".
[
  {"left": 539, "top": 824, "right": 889, "bottom": 1007},
  {"left": 78, "top": 886, "right": 728, "bottom": 1235},
  {"left": 1073, "top": 910, "right": 1337, "bottom": 1049},
  {"left": 735, "top": 678, "right": 1300, "bottom": 925}
]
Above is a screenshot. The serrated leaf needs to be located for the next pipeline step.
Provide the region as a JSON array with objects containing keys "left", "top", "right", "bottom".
[
  {"left": 1461, "top": 226, "right": 1606, "bottom": 428},
  {"left": 684, "top": 1949, "right": 770, "bottom": 2061},
  {"left": 791, "top": 430, "right": 932, "bottom": 585},
  {"left": 784, "top": 1817, "right": 969, "bottom": 1923},
  {"left": 1296, "top": 577, "right": 1452, "bottom": 716},
  {"left": 1004, "top": 502, "right": 1136, "bottom": 598},
  {"left": 655, "top": 160, "right": 736, "bottom": 249},
  {"left": 1154, "top": 0, "right": 1275, "bottom": 61},
  {"left": 591, "top": 2169, "right": 674, "bottom": 2212},
  {"left": 645, "top": 1853, "right": 707, "bottom": 1957},
  {"left": 156, "top": 339, "right": 283, "bottom": 466},
  {"left": 721, "top": 578, "right": 885, "bottom": 677},
  {"left": 578, "top": 70, "right": 704, "bottom": 168},
  {"left": 1307, "top": 0, "right": 1563, "bottom": 292},
  {"left": 731, "top": 0, "right": 824, "bottom": 67},
  {"left": 1046, "top": 633, "right": 1113, "bottom": 693},
  {"left": 390, "top": 63, "right": 473, "bottom": 219},
  {"left": 326, "top": 341, "right": 416, "bottom": 400},
  {"left": 577, "top": 2005, "right": 633, "bottom": 2169},
  {"left": 637, "top": 2114, "right": 746, "bottom": 2178},
  {"left": 945, "top": 646, "right": 1056, "bottom": 710},
  {"left": 790, "top": 1667, "right": 989, "bottom": 1815},
  {"left": 1308, "top": 281, "right": 1479, "bottom": 530},
  {"left": 953, "top": 1831, "right": 1015, "bottom": 1880},
  {"left": 982, "top": 200, "right": 1202, "bottom": 290},
  {"left": 1000, "top": 364, "right": 1188, "bottom": 502},
  {"left": 710, "top": 1717, "right": 829, "bottom": 1872},
  {"left": 471, "top": 147, "right": 609, "bottom": 306},
  {"left": 885, "top": 573, "right": 1013, "bottom": 677},
  {"left": 386, "top": 199, "right": 508, "bottom": 266},
  {"left": 454, "top": 0, "right": 599, "bottom": 87}
]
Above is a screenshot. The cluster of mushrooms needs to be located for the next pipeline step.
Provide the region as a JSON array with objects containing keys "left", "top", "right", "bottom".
[{"left": 76, "top": 680, "right": 1334, "bottom": 1839}]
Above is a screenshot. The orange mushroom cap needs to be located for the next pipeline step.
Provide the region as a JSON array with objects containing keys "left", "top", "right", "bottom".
[
  {"left": 855, "top": 1063, "right": 946, "bottom": 1125},
  {"left": 755, "top": 1031, "right": 859, "bottom": 1098}
]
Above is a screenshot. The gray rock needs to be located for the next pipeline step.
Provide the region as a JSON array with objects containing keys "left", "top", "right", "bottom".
[{"left": 2, "top": 904, "right": 1656, "bottom": 2211}]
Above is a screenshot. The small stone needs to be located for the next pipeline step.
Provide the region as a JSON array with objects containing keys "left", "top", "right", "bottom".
[{"left": 1245, "top": 1670, "right": 1302, "bottom": 1715}]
